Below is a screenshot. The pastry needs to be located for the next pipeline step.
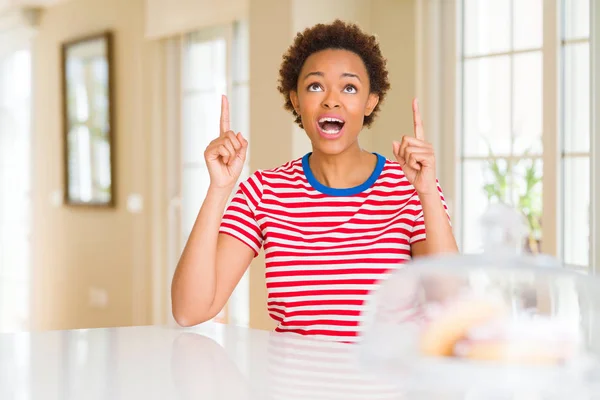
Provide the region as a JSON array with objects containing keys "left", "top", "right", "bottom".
[
  {"left": 454, "top": 318, "right": 580, "bottom": 364},
  {"left": 419, "top": 297, "right": 506, "bottom": 357},
  {"left": 419, "top": 296, "right": 580, "bottom": 364}
]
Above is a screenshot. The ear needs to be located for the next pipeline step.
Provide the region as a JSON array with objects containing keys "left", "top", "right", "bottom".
[
  {"left": 290, "top": 90, "right": 300, "bottom": 114},
  {"left": 364, "top": 93, "right": 380, "bottom": 117}
]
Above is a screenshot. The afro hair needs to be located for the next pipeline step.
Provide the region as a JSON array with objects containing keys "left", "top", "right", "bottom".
[{"left": 278, "top": 19, "right": 390, "bottom": 128}]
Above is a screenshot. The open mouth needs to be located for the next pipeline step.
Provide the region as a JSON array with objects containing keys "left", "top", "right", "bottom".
[{"left": 318, "top": 117, "right": 345, "bottom": 135}]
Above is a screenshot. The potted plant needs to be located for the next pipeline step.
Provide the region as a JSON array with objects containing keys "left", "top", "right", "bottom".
[{"left": 481, "top": 143, "right": 542, "bottom": 253}]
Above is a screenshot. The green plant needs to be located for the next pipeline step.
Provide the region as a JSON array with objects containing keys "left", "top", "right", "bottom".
[{"left": 481, "top": 140, "right": 542, "bottom": 253}]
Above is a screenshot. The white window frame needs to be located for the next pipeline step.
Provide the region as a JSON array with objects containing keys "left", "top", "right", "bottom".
[
  {"left": 591, "top": 0, "right": 600, "bottom": 274},
  {"left": 426, "top": 0, "right": 598, "bottom": 274},
  {"left": 557, "top": 3, "right": 592, "bottom": 271}
]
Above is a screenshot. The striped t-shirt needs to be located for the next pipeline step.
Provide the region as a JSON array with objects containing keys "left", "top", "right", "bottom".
[{"left": 219, "top": 152, "right": 448, "bottom": 342}]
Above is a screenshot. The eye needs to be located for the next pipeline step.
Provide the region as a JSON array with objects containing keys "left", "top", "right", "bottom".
[
  {"left": 307, "top": 83, "right": 323, "bottom": 92},
  {"left": 343, "top": 85, "right": 357, "bottom": 94}
]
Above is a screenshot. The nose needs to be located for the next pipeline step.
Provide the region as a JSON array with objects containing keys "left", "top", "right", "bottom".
[{"left": 322, "top": 92, "right": 340, "bottom": 109}]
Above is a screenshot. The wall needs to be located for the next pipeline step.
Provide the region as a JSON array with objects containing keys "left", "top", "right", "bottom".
[
  {"left": 31, "top": 0, "right": 155, "bottom": 330},
  {"left": 370, "top": 0, "right": 417, "bottom": 160},
  {"left": 145, "top": 0, "right": 248, "bottom": 39}
]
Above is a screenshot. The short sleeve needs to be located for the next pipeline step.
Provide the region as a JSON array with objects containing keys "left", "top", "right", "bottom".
[
  {"left": 409, "top": 180, "right": 451, "bottom": 244},
  {"left": 219, "top": 171, "right": 264, "bottom": 257}
]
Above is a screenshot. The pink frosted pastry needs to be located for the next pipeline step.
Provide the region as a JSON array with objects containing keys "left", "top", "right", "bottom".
[
  {"left": 419, "top": 296, "right": 506, "bottom": 357},
  {"left": 453, "top": 318, "right": 581, "bottom": 364},
  {"left": 418, "top": 292, "right": 581, "bottom": 365}
]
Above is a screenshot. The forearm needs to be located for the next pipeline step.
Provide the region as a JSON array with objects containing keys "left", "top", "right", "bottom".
[
  {"left": 418, "top": 192, "right": 458, "bottom": 255},
  {"left": 171, "top": 184, "right": 233, "bottom": 324}
]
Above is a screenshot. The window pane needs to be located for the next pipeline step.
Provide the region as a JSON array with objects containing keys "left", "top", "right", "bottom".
[
  {"left": 234, "top": 164, "right": 251, "bottom": 190},
  {"left": 463, "top": 0, "right": 511, "bottom": 56},
  {"left": 564, "top": 0, "right": 590, "bottom": 40},
  {"left": 512, "top": 159, "right": 543, "bottom": 253},
  {"left": 184, "top": 39, "right": 211, "bottom": 90},
  {"left": 0, "top": 280, "right": 29, "bottom": 331},
  {"left": 0, "top": 49, "right": 31, "bottom": 333},
  {"left": 513, "top": 0, "right": 543, "bottom": 50},
  {"left": 230, "top": 84, "right": 250, "bottom": 141},
  {"left": 513, "top": 52, "right": 543, "bottom": 155},
  {"left": 463, "top": 57, "right": 511, "bottom": 156},
  {"left": 562, "top": 157, "right": 590, "bottom": 267},
  {"left": 182, "top": 92, "right": 221, "bottom": 164},
  {"left": 0, "top": 229, "right": 29, "bottom": 282},
  {"left": 232, "top": 20, "right": 249, "bottom": 84},
  {"left": 183, "top": 38, "right": 227, "bottom": 92},
  {"left": 181, "top": 166, "right": 211, "bottom": 244},
  {"left": 462, "top": 159, "right": 508, "bottom": 253},
  {"left": 563, "top": 42, "right": 590, "bottom": 153},
  {"left": 0, "top": 166, "right": 29, "bottom": 225}
]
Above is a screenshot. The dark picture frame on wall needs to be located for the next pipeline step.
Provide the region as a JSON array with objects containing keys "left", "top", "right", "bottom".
[{"left": 61, "top": 31, "right": 115, "bottom": 208}]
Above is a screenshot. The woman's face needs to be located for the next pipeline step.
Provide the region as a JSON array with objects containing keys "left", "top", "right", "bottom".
[{"left": 290, "top": 49, "right": 379, "bottom": 156}]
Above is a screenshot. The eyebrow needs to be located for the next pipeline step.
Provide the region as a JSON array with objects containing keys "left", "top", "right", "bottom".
[{"left": 303, "top": 71, "right": 361, "bottom": 82}]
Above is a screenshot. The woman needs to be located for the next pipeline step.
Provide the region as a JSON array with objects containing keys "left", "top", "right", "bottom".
[{"left": 171, "top": 20, "right": 458, "bottom": 342}]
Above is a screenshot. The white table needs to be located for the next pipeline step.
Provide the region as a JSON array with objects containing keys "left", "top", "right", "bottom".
[
  {"left": 0, "top": 322, "right": 598, "bottom": 399},
  {"left": 0, "top": 322, "right": 405, "bottom": 400}
]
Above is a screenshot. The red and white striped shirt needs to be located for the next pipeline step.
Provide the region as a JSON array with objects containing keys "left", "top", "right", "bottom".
[{"left": 219, "top": 153, "right": 448, "bottom": 342}]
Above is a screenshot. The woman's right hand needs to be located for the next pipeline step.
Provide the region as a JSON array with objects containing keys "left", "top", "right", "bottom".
[{"left": 204, "top": 95, "right": 249, "bottom": 189}]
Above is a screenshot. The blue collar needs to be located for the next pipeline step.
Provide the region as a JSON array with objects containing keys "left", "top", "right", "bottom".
[{"left": 301, "top": 152, "right": 386, "bottom": 196}]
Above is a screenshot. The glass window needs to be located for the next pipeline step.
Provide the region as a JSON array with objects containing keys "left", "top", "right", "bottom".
[
  {"left": 459, "top": 0, "right": 593, "bottom": 271},
  {"left": 0, "top": 48, "right": 31, "bottom": 332},
  {"left": 561, "top": 0, "right": 591, "bottom": 268},
  {"left": 461, "top": 0, "right": 543, "bottom": 254}
]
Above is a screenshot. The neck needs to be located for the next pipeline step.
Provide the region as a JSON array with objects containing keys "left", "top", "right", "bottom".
[{"left": 308, "top": 143, "right": 377, "bottom": 189}]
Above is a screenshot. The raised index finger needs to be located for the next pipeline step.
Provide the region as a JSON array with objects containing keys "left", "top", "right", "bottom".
[
  {"left": 412, "top": 98, "right": 425, "bottom": 140},
  {"left": 220, "top": 94, "right": 230, "bottom": 135}
]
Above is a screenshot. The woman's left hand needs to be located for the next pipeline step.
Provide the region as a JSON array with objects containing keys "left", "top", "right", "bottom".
[{"left": 393, "top": 98, "right": 438, "bottom": 196}]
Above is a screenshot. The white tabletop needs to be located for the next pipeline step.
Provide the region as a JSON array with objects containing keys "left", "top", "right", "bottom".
[
  {"left": 0, "top": 322, "right": 598, "bottom": 399},
  {"left": 0, "top": 322, "right": 404, "bottom": 400}
]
